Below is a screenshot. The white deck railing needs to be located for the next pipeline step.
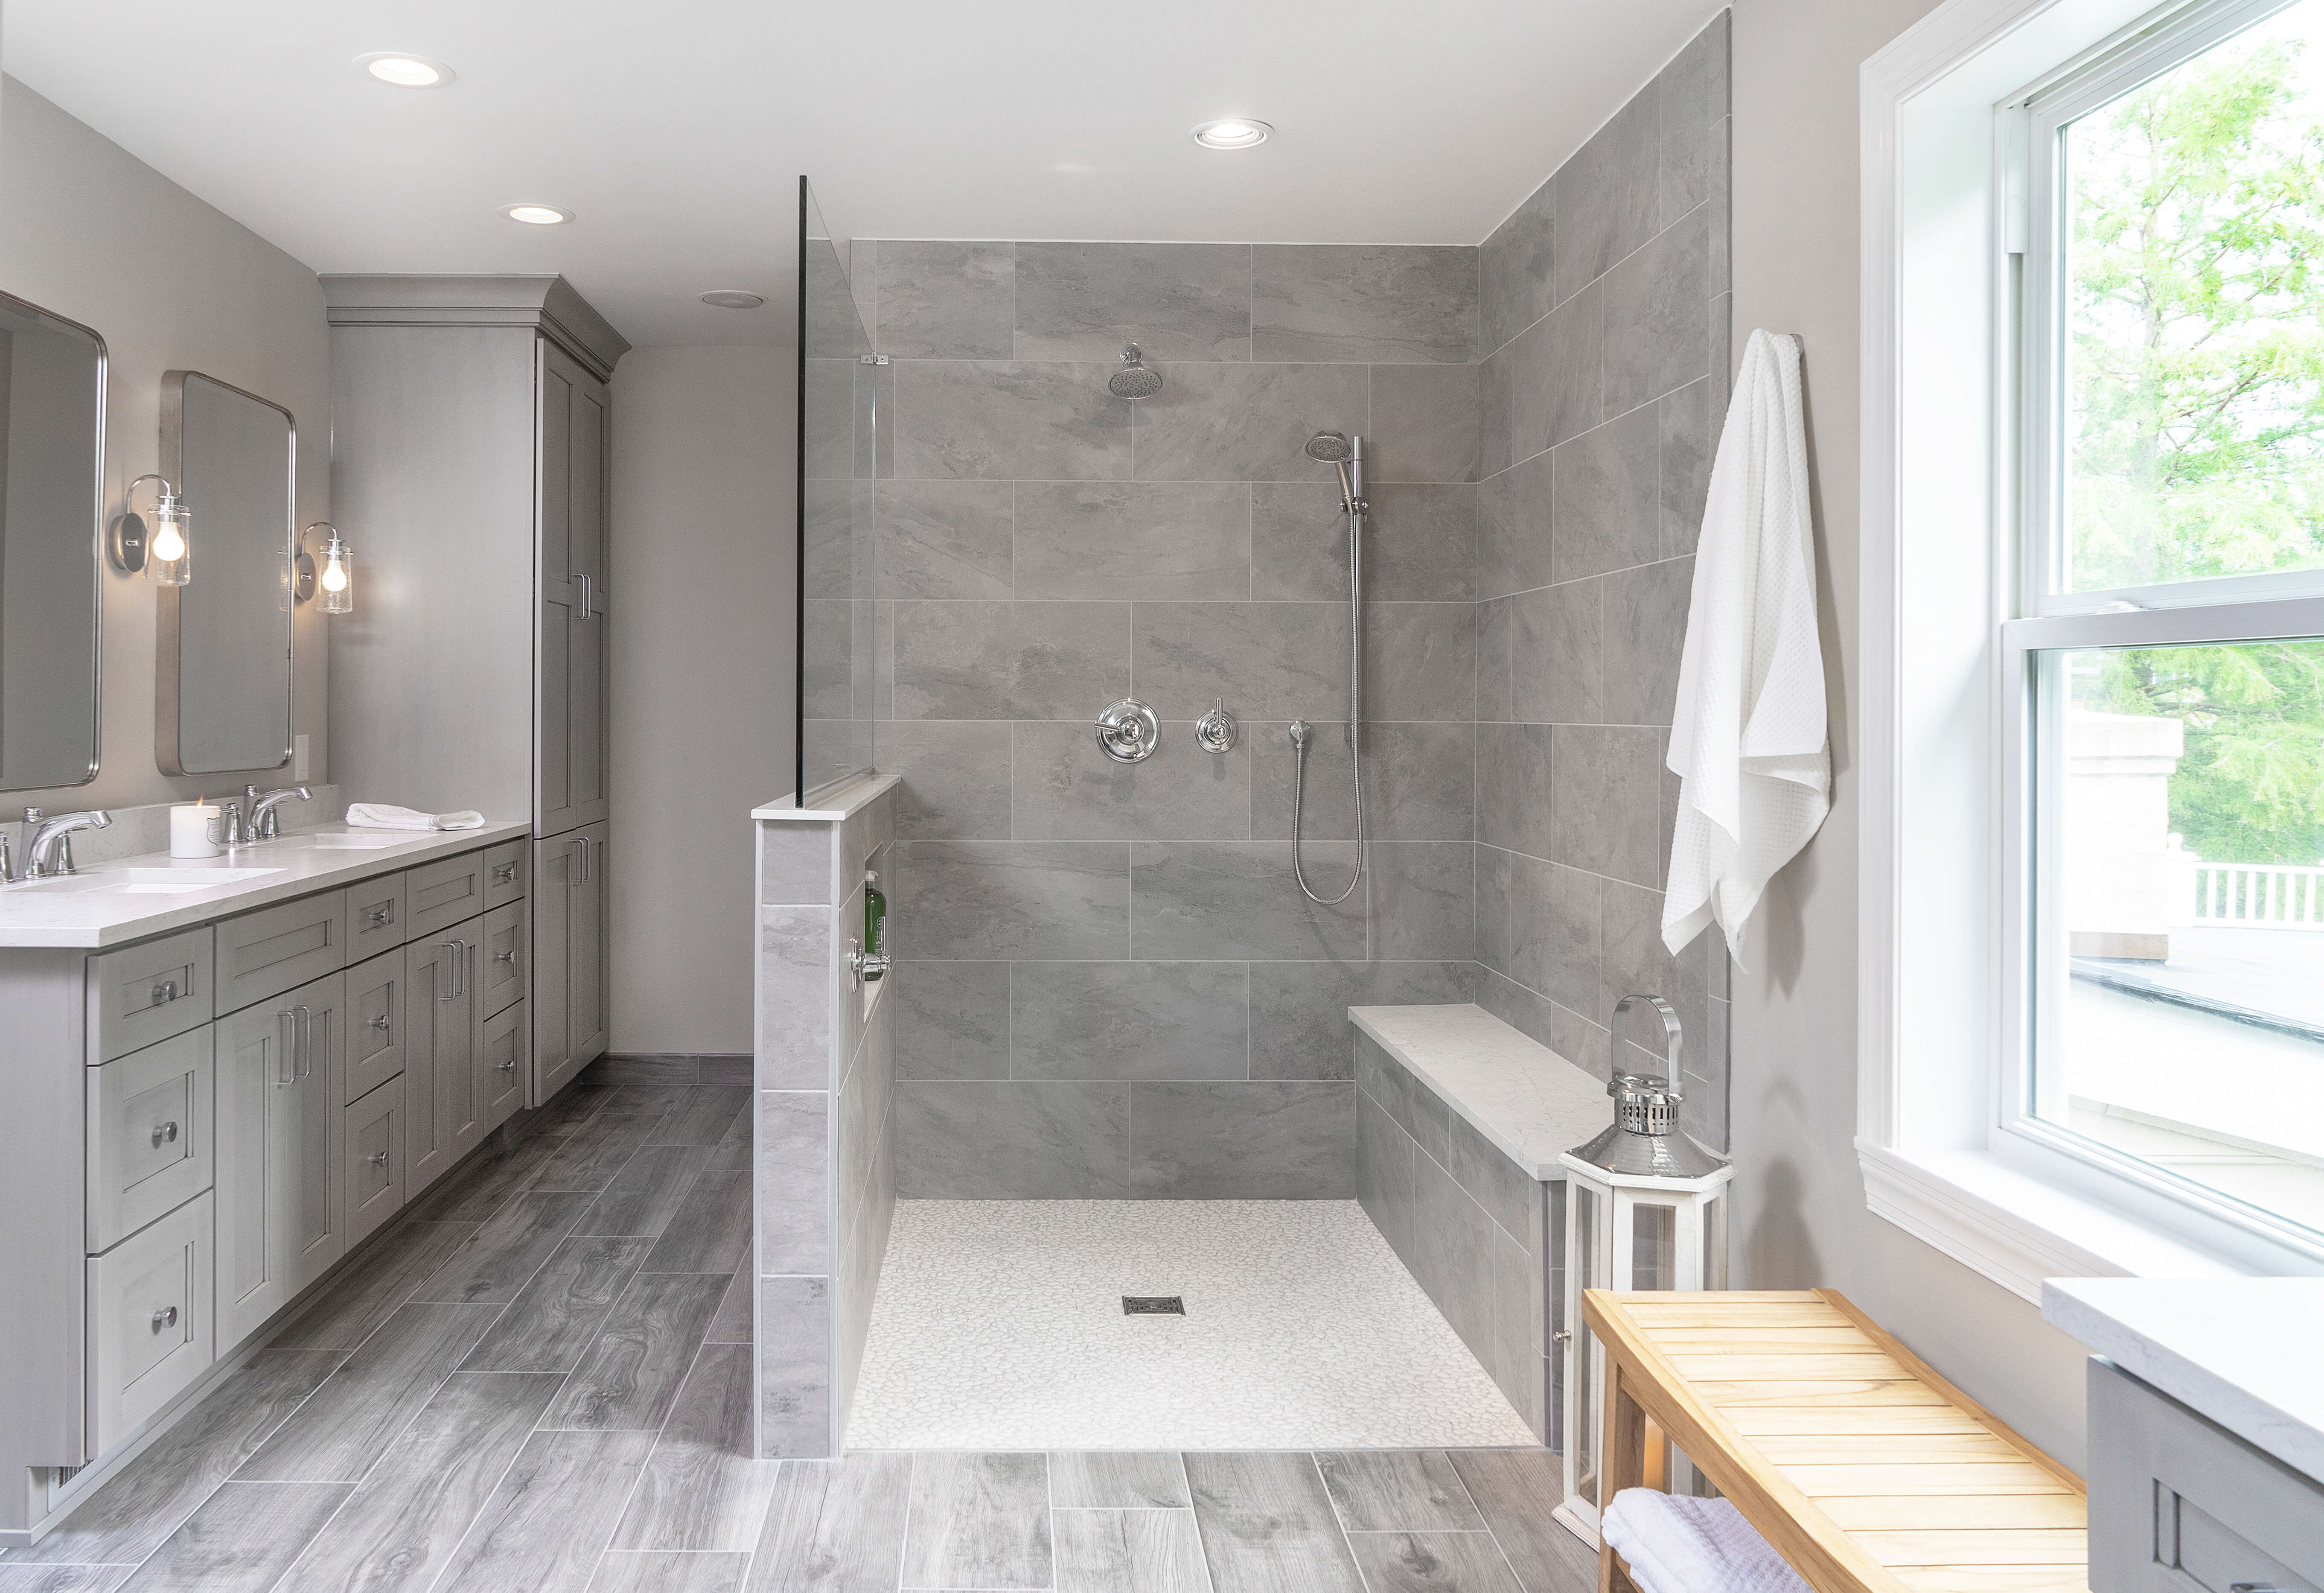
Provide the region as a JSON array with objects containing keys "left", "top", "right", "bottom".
[{"left": 2178, "top": 854, "right": 2324, "bottom": 931}]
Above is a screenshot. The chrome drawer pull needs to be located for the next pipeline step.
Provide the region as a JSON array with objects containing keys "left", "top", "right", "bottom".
[
  {"left": 151, "top": 1120, "right": 179, "bottom": 1148},
  {"left": 496, "top": 950, "right": 517, "bottom": 965},
  {"left": 366, "top": 902, "right": 395, "bottom": 926},
  {"left": 492, "top": 862, "right": 518, "bottom": 883},
  {"left": 497, "top": 1057, "right": 517, "bottom": 1072},
  {"left": 150, "top": 1305, "right": 178, "bottom": 1332},
  {"left": 370, "top": 1014, "right": 392, "bottom": 1031},
  {"left": 150, "top": 979, "right": 178, "bottom": 1006},
  {"left": 367, "top": 1150, "right": 390, "bottom": 1168}
]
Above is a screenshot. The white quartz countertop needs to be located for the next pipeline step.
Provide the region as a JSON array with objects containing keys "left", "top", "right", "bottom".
[
  {"left": 1349, "top": 1003, "right": 1613, "bottom": 1180},
  {"left": 0, "top": 821, "right": 532, "bottom": 948},
  {"left": 2044, "top": 1275, "right": 2324, "bottom": 1482},
  {"left": 753, "top": 773, "right": 901, "bottom": 823}
]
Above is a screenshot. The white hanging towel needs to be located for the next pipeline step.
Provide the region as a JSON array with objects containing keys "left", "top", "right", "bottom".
[
  {"left": 345, "top": 802, "right": 487, "bottom": 832},
  {"left": 1662, "top": 329, "right": 1828, "bottom": 959},
  {"left": 1600, "top": 1488, "right": 1813, "bottom": 1593}
]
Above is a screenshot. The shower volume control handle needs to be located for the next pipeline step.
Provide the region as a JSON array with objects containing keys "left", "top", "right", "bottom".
[{"left": 1095, "top": 699, "right": 1160, "bottom": 764}]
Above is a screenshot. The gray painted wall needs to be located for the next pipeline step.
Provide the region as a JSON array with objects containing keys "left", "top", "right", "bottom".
[
  {"left": 1726, "top": 0, "right": 2098, "bottom": 1471},
  {"left": 609, "top": 346, "right": 796, "bottom": 1053},
  {"left": 0, "top": 76, "right": 331, "bottom": 814}
]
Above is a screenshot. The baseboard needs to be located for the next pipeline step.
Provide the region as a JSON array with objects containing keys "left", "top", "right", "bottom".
[{"left": 600, "top": 1052, "right": 750, "bottom": 1086}]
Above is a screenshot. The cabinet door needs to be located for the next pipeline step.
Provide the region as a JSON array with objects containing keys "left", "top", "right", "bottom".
[
  {"left": 216, "top": 890, "right": 347, "bottom": 1017},
  {"left": 215, "top": 973, "right": 346, "bottom": 1348},
  {"left": 86, "top": 1191, "right": 213, "bottom": 1454},
  {"left": 536, "top": 339, "right": 609, "bottom": 839},
  {"left": 478, "top": 899, "right": 526, "bottom": 1019},
  {"left": 345, "top": 947, "right": 405, "bottom": 1104},
  {"left": 86, "top": 1026, "right": 214, "bottom": 1253},
  {"left": 480, "top": 1000, "right": 526, "bottom": 1134},
  {"left": 530, "top": 824, "right": 607, "bottom": 1106},
  {"left": 403, "top": 928, "right": 478, "bottom": 1196},
  {"left": 344, "top": 1077, "right": 405, "bottom": 1248}
]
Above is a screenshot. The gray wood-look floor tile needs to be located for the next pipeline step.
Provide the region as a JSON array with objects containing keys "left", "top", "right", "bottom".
[
  {"left": 1314, "top": 1453, "right": 1482, "bottom": 1532},
  {"left": 0, "top": 1566, "right": 135, "bottom": 1592},
  {"left": 529, "top": 1094, "right": 683, "bottom": 1193},
  {"left": 3, "top": 1350, "right": 344, "bottom": 1565},
  {"left": 707, "top": 1105, "right": 752, "bottom": 1172},
  {"left": 1053, "top": 1509, "right": 1208, "bottom": 1593},
  {"left": 459, "top": 1237, "right": 654, "bottom": 1373},
  {"left": 234, "top": 1304, "right": 501, "bottom": 1483},
  {"left": 644, "top": 1087, "right": 749, "bottom": 1147},
  {"left": 574, "top": 1146, "right": 715, "bottom": 1238},
  {"left": 588, "top": 1553, "right": 749, "bottom": 1593},
  {"left": 640, "top": 1169, "right": 751, "bottom": 1275},
  {"left": 1048, "top": 1453, "right": 1191, "bottom": 1509},
  {"left": 609, "top": 1343, "right": 777, "bottom": 1552},
  {"left": 270, "top": 1222, "right": 481, "bottom": 1351},
  {"left": 115, "top": 1482, "right": 351, "bottom": 1593},
  {"left": 540, "top": 1273, "right": 730, "bottom": 1430},
  {"left": 409, "top": 1131, "right": 563, "bottom": 1224},
  {"left": 432, "top": 1430, "right": 655, "bottom": 1593},
  {"left": 273, "top": 1371, "right": 562, "bottom": 1593},
  {"left": 409, "top": 1190, "right": 594, "bottom": 1304},
  {"left": 900, "top": 1453, "right": 1053, "bottom": 1592},
  {"left": 1183, "top": 1453, "right": 1365, "bottom": 1593},
  {"left": 1345, "top": 1533, "right": 1526, "bottom": 1593},
  {"left": 747, "top": 1455, "right": 913, "bottom": 1593},
  {"left": 703, "top": 1272, "right": 752, "bottom": 1345},
  {"left": 1441, "top": 1454, "right": 1591, "bottom": 1593}
]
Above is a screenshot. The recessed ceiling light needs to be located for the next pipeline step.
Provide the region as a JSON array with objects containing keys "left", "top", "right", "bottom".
[
  {"left": 1191, "top": 118, "right": 1272, "bottom": 149},
  {"left": 503, "top": 204, "right": 572, "bottom": 226},
  {"left": 700, "top": 290, "right": 765, "bottom": 309},
  {"left": 355, "top": 52, "right": 454, "bottom": 88}
]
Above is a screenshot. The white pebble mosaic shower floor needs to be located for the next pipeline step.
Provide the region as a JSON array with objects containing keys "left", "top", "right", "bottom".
[{"left": 845, "top": 1199, "right": 1541, "bottom": 1450}]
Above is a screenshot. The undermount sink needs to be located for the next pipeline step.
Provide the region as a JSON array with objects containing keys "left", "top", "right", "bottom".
[{"left": 10, "top": 866, "right": 285, "bottom": 896}]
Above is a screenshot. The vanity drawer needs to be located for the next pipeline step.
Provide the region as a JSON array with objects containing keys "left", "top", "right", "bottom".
[
  {"left": 480, "top": 999, "right": 526, "bottom": 1135},
  {"left": 345, "top": 947, "right": 406, "bottom": 1104},
  {"left": 217, "top": 890, "right": 347, "bottom": 1015},
  {"left": 345, "top": 872, "right": 408, "bottom": 961},
  {"left": 344, "top": 1076, "right": 405, "bottom": 1248},
  {"left": 482, "top": 840, "right": 527, "bottom": 911},
  {"left": 86, "top": 1190, "right": 213, "bottom": 1456},
  {"left": 86, "top": 1027, "right": 213, "bottom": 1253},
  {"left": 407, "top": 852, "right": 487, "bottom": 939},
  {"left": 478, "top": 900, "right": 527, "bottom": 1019},
  {"left": 87, "top": 926, "right": 214, "bottom": 1063}
]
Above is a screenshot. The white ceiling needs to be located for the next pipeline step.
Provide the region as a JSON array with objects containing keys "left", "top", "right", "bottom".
[{"left": 3, "top": 0, "right": 1721, "bottom": 350}]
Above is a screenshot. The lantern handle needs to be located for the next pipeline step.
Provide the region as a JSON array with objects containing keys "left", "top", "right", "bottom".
[{"left": 1609, "top": 992, "right": 1683, "bottom": 1099}]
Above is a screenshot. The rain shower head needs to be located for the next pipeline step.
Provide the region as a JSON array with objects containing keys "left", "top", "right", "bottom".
[
  {"left": 1304, "top": 430, "right": 1353, "bottom": 463},
  {"left": 1109, "top": 344, "right": 1163, "bottom": 400}
]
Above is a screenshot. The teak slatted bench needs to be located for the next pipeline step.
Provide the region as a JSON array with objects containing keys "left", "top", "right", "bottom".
[{"left": 1582, "top": 1288, "right": 2088, "bottom": 1593}]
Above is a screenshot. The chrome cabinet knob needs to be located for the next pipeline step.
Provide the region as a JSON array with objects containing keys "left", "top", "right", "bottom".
[
  {"left": 151, "top": 1305, "right": 178, "bottom": 1332},
  {"left": 151, "top": 1120, "right": 179, "bottom": 1148},
  {"left": 367, "top": 1150, "right": 390, "bottom": 1168},
  {"left": 150, "top": 979, "right": 178, "bottom": 1006}
]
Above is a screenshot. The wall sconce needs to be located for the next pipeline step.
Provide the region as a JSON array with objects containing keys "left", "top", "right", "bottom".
[
  {"left": 294, "top": 522, "right": 355, "bottom": 614},
  {"left": 111, "top": 473, "right": 192, "bottom": 586}
]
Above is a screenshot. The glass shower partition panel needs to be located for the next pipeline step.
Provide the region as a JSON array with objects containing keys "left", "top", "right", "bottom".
[{"left": 795, "top": 177, "right": 877, "bottom": 803}]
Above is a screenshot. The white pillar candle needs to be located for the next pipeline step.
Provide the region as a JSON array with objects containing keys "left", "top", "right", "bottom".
[{"left": 170, "top": 800, "right": 222, "bottom": 859}]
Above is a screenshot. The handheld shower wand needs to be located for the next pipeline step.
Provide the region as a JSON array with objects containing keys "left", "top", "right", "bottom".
[{"left": 1290, "top": 431, "right": 1366, "bottom": 907}]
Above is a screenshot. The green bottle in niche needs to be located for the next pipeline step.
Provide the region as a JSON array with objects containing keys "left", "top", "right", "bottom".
[{"left": 862, "top": 868, "right": 887, "bottom": 979}]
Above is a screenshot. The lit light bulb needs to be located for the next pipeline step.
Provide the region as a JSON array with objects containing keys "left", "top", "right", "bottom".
[
  {"left": 151, "top": 519, "right": 186, "bottom": 562},
  {"left": 320, "top": 557, "right": 347, "bottom": 593}
]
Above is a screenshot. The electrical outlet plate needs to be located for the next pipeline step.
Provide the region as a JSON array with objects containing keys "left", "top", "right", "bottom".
[{"left": 293, "top": 735, "right": 309, "bottom": 781}]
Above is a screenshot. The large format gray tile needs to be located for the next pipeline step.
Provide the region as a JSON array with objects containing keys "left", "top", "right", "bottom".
[
  {"left": 274, "top": 1372, "right": 562, "bottom": 1593},
  {"left": 1132, "top": 601, "right": 1351, "bottom": 721},
  {"left": 705, "top": 1269, "right": 754, "bottom": 1345},
  {"left": 891, "top": 841, "right": 1131, "bottom": 959},
  {"left": 236, "top": 1304, "right": 500, "bottom": 1484},
  {"left": 642, "top": 1167, "right": 752, "bottom": 1273},
  {"left": 1129, "top": 1080, "right": 1355, "bottom": 1197},
  {"left": 1251, "top": 721, "right": 1473, "bottom": 845},
  {"left": 758, "top": 1277, "right": 833, "bottom": 1455},
  {"left": 1550, "top": 404, "right": 1660, "bottom": 583},
  {"left": 1479, "top": 342, "right": 1515, "bottom": 481},
  {"left": 892, "top": 361, "right": 1133, "bottom": 481},
  {"left": 1014, "top": 481, "right": 1251, "bottom": 600},
  {"left": 1414, "top": 1155, "right": 1497, "bottom": 1365},
  {"left": 409, "top": 1190, "right": 593, "bottom": 1304},
  {"left": 1600, "top": 878, "right": 1709, "bottom": 1080},
  {"left": 1658, "top": 15, "right": 1730, "bottom": 229},
  {"left": 1554, "top": 87, "right": 1661, "bottom": 303},
  {"left": 1183, "top": 1452, "right": 1366, "bottom": 1593},
  {"left": 1357, "top": 1088, "right": 1418, "bottom": 1260},
  {"left": 1247, "top": 961, "right": 1471, "bottom": 1080},
  {"left": 1658, "top": 378, "right": 1715, "bottom": 560},
  {"left": 893, "top": 600, "right": 1130, "bottom": 721},
  {"left": 1367, "top": 602, "right": 1476, "bottom": 723},
  {"left": 876, "top": 479, "right": 1015, "bottom": 598},
  {"left": 1480, "top": 175, "right": 1556, "bottom": 357},
  {"left": 758, "top": 904, "right": 832, "bottom": 1093},
  {"left": 1371, "top": 843, "right": 1478, "bottom": 961},
  {"left": 1053, "top": 1510, "right": 1209, "bottom": 1593},
  {"left": 434, "top": 1430, "right": 655, "bottom": 1593},
  {"left": 270, "top": 1221, "right": 478, "bottom": 1351},
  {"left": 1490, "top": 1226, "right": 1549, "bottom": 1441},
  {"left": 893, "top": 960, "right": 1011, "bottom": 1079},
  {"left": 748, "top": 1453, "right": 912, "bottom": 1593},
  {"left": 1131, "top": 363, "right": 1370, "bottom": 482},
  {"left": 1370, "top": 365, "right": 1482, "bottom": 484},
  {"left": 880, "top": 722, "right": 1013, "bottom": 840},
  {"left": 1048, "top": 1453, "right": 1191, "bottom": 1509},
  {"left": 1476, "top": 723, "right": 1554, "bottom": 861},
  {"left": 1510, "top": 579, "right": 1601, "bottom": 726},
  {"left": 116, "top": 1482, "right": 351, "bottom": 1593},
  {"left": 1509, "top": 281, "right": 1602, "bottom": 459},
  {"left": 1601, "top": 557, "right": 1691, "bottom": 728},
  {"left": 876, "top": 241, "right": 1015, "bottom": 360},
  {"left": 1443, "top": 1452, "right": 1597, "bottom": 1593},
  {"left": 1016, "top": 242, "right": 1251, "bottom": 362},
  {"left": 1254, "top": 482, "right": 1477, "bottom": 603},
  {"left": 1012, "top": 720, "right": 1252, "bottom": 842},
  {"left": 0, "top": 1568, "right": 132, "bottom": 1593},
  {"left": 894, "top": 1081, "right": 1132, "bottom": 1198},
  {"left": 610, "top": 1343, "right": 776, "bottom": 1553},
  {"left": 574, "top": 1145, "right": 715, "bottom": 1240},
  {"left": 1129, "top": 842, "right": 1367, "bottom": 961},
  {"left": 1011, "top": 961, "right": 1249, "bottom": 1080},
  {"left": 1314, "top": 1452, "right": 1483, "bottom": 1532},
  {"left": 1476, "top": 596, "right": 1512, "bottom": 724},
  {"left": 542, "top": 1272, "right": 731, "bottom": 1430},
  {"left": 1549, "top": 725, "right": 1661, "bottom": 886},
  {"left": 1250, "top": 245, "right": 1477, "bottom": 364},
  {"left": 5, "top": 1350, "right": 344, "bottom": 1565},
  {"left": 1477, "top": 452, "right": 1551, "bottom": 602},
  {"left": 528, "top": 1093, "right": 683, "bottom": 1194},
  {"left": 1475, "top": 848, "right": 1600, "bottom": 1016},
  {"left": 757, "top": 1091, "right": 832, "bottom": 1275},
  {"left": 590, "top": 1555, "right": 749, "bottom": 1593},
  {"left": 1602, "top": 206, "right": 1709, "bottom": 416},
  {"left": 900, "top": 1453, "right": 1053, "bottom": 1591},
  {"left": 459, "top": 1237, "right": 653, "bottom": 1373},
  {"left": 1344, "top": 1532, "right": 1528, "bottom": 1593}
]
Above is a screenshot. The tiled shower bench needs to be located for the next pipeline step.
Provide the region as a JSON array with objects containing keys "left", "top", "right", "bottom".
[{"left": 1351, "top": 1003, "right": 1613, "bottom": 1449}]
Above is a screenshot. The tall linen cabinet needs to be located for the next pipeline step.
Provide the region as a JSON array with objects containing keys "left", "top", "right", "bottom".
[{"left": 322, "top": 276, "right": 627, "bottom": 1108}]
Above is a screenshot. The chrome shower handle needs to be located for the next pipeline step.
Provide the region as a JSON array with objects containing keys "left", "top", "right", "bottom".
[{"left": 1094, "top": 699, "right": 1160, "bottom": 763}]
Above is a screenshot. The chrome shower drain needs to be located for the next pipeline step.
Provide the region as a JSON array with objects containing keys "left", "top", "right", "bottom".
[{"left": 1122, "top": 1296, "right": 1185, "bottom": 1316}]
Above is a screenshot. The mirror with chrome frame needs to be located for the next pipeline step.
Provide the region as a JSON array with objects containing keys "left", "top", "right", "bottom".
[
  {"left": 158, "top": 370, "right": 294, "bottom": 776},
  {"left": 0, "top": 290, "right": 105, "bottom": 791}
]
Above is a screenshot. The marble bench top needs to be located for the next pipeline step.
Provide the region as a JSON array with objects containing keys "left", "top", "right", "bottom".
[{"left": 1349, "top": 1003, "right": 1614, "bottom": 1181}]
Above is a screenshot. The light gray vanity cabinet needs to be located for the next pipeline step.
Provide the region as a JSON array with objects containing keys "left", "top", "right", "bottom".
[
  {"left": 532, "top": 823, "right": 608, "bottom": 1102},
  {"left": 85, "top": 1192, "right": 213, "bottom": 1456},
  {"left": 85, "top": 1027, "right": 213, "bottom": 1253},
  {"left": 216, "top": 890, "right": 347, "bottom": 1016},
  {"left": 214, "top": 970, "right": 347, "bottom": 1348},
  {"left": 403, "top": 923, "right": 479, "bottom": 1196},
  {"left": 321, "top": 275, "right": 624, "bottom": 1111},
  {"left": 478, "top": 900, "right": 526, "bottom": 1018},
  {"left": 345, "top": 947, "right": 405, "bottom": 1104},
  {"left": 480, "top": 1001, "right": 527, "bottom": 1132},
  {"left": 344, "top": 872, "right": 407, "bottom": 963},
  {"left": 344, "top": 1076, "right": 405, "bottom": 1248}
]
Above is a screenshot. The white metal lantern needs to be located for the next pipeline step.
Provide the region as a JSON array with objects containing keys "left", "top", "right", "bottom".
[{"left": 1553, "top": 993, "right": 1733, "bottom": 1545}]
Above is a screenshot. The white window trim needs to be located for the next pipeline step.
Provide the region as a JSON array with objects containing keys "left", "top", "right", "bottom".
[{"left": 1860, "top": 0, "right": 2324, "bottom": 1301}]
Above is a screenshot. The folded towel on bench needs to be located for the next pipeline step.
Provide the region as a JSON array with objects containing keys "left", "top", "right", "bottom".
[
  {"left": 346, "top": 802, "right": 486, "bottom": 832},
  {"left": 1602, "top": 1488, "right": 1812, "bottom": 1593}
]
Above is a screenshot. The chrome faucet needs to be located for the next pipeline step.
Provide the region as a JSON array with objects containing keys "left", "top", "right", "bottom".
[
  {"left": 244, "top": 785, "right": 312, "bottom": 841},
  {"left": 23, "top": 808, "right": 111, "bottom": 879}
]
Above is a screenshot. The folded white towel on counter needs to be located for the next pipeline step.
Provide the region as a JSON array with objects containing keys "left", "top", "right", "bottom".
[
  {"left": 345, "top": 803, "right": 486, "bottom": 832},
  {"left": 1601, "top": 1489, "right": 1811, "bottom": 1593}
]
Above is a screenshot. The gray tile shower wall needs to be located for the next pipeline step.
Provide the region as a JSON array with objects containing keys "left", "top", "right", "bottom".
[
  {"left": 860, "top": 233, "right": 1486, "bottom": 1201},
  {"left": 1472, "top": 11, "right": 1733, "bottom": 1150}
]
